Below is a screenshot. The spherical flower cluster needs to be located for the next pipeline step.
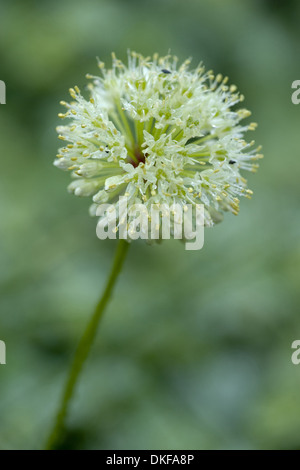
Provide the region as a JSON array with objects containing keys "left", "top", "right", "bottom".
[{"left": 54, "top": 52, "right": 262, "bottom": 237}]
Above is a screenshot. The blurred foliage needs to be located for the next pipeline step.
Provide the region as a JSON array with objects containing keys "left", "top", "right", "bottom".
[{"left": 0, "top": 0, "right": 300, "bottom": 450}]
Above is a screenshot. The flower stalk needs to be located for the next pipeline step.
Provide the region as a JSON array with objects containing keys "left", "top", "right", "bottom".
[{"left": 45, "top": 239, "right": 129, "bottom": 450}]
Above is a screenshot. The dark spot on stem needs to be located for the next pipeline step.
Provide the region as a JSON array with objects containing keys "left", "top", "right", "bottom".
[
  {"left": 185, "top": 136, "right": 203, "bottom": 145},
  {"left": 161, "top": 69, "right": 171, "bottom": 74}
]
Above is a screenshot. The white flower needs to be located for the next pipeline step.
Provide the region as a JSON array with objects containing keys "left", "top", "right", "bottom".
[{"left": 54, "top": 51, "right": 262, "bottom": 236}]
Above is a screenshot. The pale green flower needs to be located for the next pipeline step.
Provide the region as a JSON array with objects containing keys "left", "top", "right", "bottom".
[{"left": 55, "top": 52, "right": 262, "bottom": 233}]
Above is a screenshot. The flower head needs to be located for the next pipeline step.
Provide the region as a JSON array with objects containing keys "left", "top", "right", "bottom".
[{"left": 55, "top": 52, "right": 262, "bottom": 237}]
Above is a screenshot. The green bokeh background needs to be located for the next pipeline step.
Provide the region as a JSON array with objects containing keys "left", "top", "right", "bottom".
[{"left": 0, "top": 0, "right": 300, "bottom": 450}]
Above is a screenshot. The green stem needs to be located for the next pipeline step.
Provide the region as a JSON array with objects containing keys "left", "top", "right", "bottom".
[
  {"left": 115, "top": 100, "right": 136, "bottom": 147},
  {"left": 45, "top": 239, "right": 130, "bottom": 450}
]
